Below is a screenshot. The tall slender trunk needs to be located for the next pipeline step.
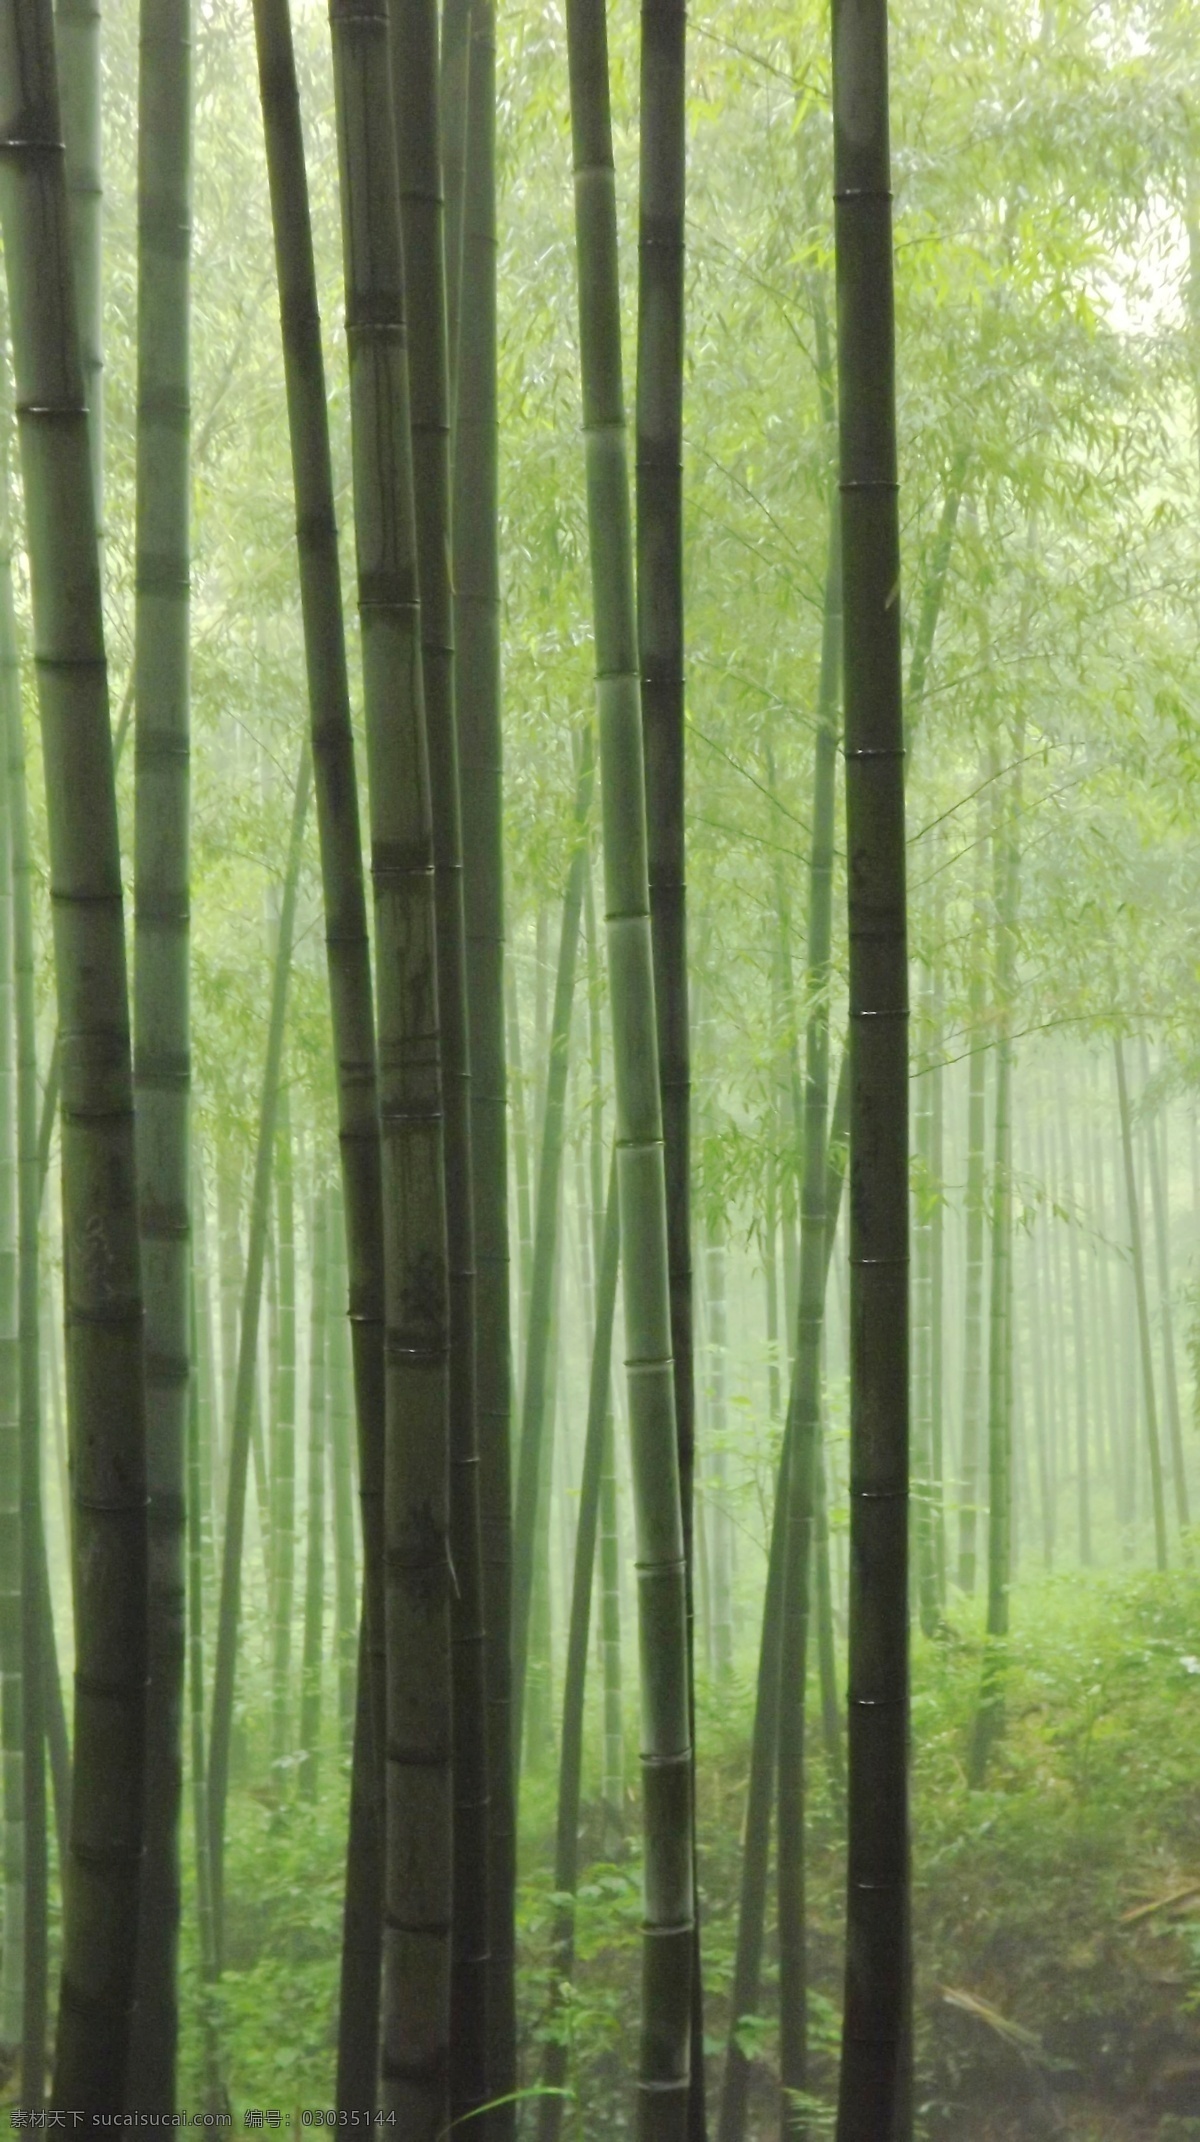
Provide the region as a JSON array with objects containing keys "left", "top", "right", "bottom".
[
  {"left": 1114, "top": 1036, "right": 1168, "bottom": 1570},
  {"left": 911, "top": 959, "right": 939, "bottom": 1637},
  {"left": 928, "top": 913, "right": 946, "bottom": 1602},
  {"left": 718, "top": 1051, "right": 849, "bottom": 2142},
  {"left": 538, "top": 1154, "right": 620, "bottom": 2142},
  {"left": 269, "top": 1090, "right": 297, "bottom": 1775},
  {"left": 829, "top": 1, "right": 911, "bottom": 2130},
  {"left": 0, "top": 577, "right": 19, "bottom": 2064},
  {"left": 0, "top": 13, "right": 150, "bottom": 2108},
  {"left": 957, "top": 835, "right": 988, "bottom": 1597},
  {"left": 634, "top": 7, "right": 701, "bottom": 2122},
  {"left": 207, "top": 744, "right": 310, "bottom": 1947},
  {"left": 1144, "top": 1081, "right": 1190, "bottom": 1535},
  {"left": 328, "top": 0, "right": 452, "bottom": 2117},
  {"left": 327, "top": 1187, "right": 358, "bottom": 1751},
  {"left": 4, "top": 546, "right": 48, "bottom": 2101},
  {"left": 0, "top": 304, "right": 26, "bottom": 2077},
  {"left": 298, "top": 1179, "right": 328, "bottom": 1802},
  {"left": 566, "top": 3, "right": 692, "bottom": 2128},
  {"left": 967, "top": 728, "right": 1024, "bottom": 1787},
  {"left": 54, "top": 0, "right": 103, "bottom": 530},
  {"left": 453, "top": 4, "right": 515, "bottom": 2104},
  {"left": 704, "top": 1224, "right": 733, "bottom": 1683},
  {"left": 777, "top": 491, "right": 840, "bottom": 2142},
  {"left": 1059, "top": 1109, "right": 1091, "bottom": 1565},
  {"left": 391, "top": 6, "right": 488, "bottom": 2100},
  {"left": 249, "top": 0, "right": 387, "bottom": 2066},
  {"left": 128, "top": 0, "right": 192, "bottom": 2089},
  {"left": 511, "top": 731, "right": 594, "bottom": 1759},
  {"left": 187, "top": 1276, "right": 226, "bottom": 2115}
]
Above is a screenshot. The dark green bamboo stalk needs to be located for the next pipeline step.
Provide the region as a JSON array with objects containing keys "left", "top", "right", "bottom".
[
  {"left": 634, "top": 9, "right": 701, "bottom": 2115},
  {"left": 453, "top": 3, "right": 515, "bottom": 2104},
  {"left": 511, "top": 728, "right": 594, "bottom": 1760},
  {"left": 565, "top": 1, "right": 693, "bottom": 2128},
  {"left": 328, "top": 0, "right": 452, "bottom": 2116},
  {"left": 299, "top": 1178, "right": 328, "bottom": 1802},
  {"left": 129, "top": 0, "right": 192, "bottom": 2088},
  {"left": 829, "top": 0, "right": 910, "bottom": 2131},
  {"left": 0, "top": 8, "right": 149, "bottom": 2107},
  {"left": 248, "top": 0, "right": 387, "bottom": 2062},
  {"left": 1114, "top": 1035, "right": 1168, "bottom": 1571},
  {"left": 717, "top": 1050, "right": 849, "bottom": 2142},
  {"left": 391, "top": 4, "right": 488, "bottom": 2101},
  {"left": 538, "top": 1151, "right": 619, "bottom": 2142},
  {"left": 207, "top": 743, "right": 310, "bottom": 1948},
  {"left": 777, "top": 496, "right": 841, "bottom": 2142}
]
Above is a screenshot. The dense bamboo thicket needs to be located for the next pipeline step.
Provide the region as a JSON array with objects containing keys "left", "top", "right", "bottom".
[{"left": 1, "top": 0, "right": 1200, "bottom": 2135}]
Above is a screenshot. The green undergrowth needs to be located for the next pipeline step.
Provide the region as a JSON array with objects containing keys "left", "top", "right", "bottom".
[
  {"left": 519, "top": 1560, "right": 1200, "bottom": 2141},
  {"left": 173, "top": 1560, "right": 1200, "bottom": 2133}
]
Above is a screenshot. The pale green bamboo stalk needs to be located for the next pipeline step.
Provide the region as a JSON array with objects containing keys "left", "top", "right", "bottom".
[
  {"left": 565, "top": 3, "right": 692, "bottom": 2128},
  {"left": 3, "top": 515, "right": 48, "bottom": 2101},
  {"left": 298, "top": 1178, "right": 328, "bottom": 1802},
  {"left": 207, "top": 743, "right": 311, "bottom": 1949},
  {"left": 511, "top": 727, "right": 595, "bottom": 1762},
  {"left": 54, "top": 0, "right": 103, "bottom": 534},
  {"left": 269, "top": 1088, "right": 297, "bottom": 1776},
  {"left": 0, "top": 296, "right": 23, "bottom": 2069}
]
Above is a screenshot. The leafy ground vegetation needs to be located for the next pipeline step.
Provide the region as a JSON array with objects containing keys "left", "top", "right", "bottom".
[{"left": 169, "top": 1566, "right": 1200, "bottom": 2138}]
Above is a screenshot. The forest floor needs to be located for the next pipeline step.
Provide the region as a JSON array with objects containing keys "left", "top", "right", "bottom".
[
  {"left": 517, "top": 1560, "right": 1200, "bottom": 2141},
  {"left": 172, "top": 1561, "right": 1200, "bottom": 2131}
]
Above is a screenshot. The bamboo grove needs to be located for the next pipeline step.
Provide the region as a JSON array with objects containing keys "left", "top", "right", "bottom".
[{"left": 0, "top": 0, "right": 1199, "bottom": 2134}]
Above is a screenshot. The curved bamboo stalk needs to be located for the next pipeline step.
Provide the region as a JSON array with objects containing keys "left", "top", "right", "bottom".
[
  {"left": 129, "top": 0, "right": 192, "bottom": 2090},
  {"left": 565, "top": 1, "right": 692, "bottom": 2128},
  {"left": 717, "top": 1052, "right": 849, "bottom": 2142},
  {"left": 206, "top": 742, "right": 311, "bottom": 1946},
  {"left": 538, "top": 1150, "right": 619, "bottom": 2142},
  {"left": 829, "top": 0, "right": 911, "bottom": 2132},
  {"left": 328, "top": 0, "right": 451, "bottom": 2118},
  {"left": 777, "top": 498, "right": 841, "bottom": 2141},
  {"left": 511, "top": 727, "right": 594, "bottom": 1766},
  {"left": 249, "top": 0, "right": 387, "bottom": 2070},
  {"left": 0, "top": 2, "right": 149, "bottom": 2106}
]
